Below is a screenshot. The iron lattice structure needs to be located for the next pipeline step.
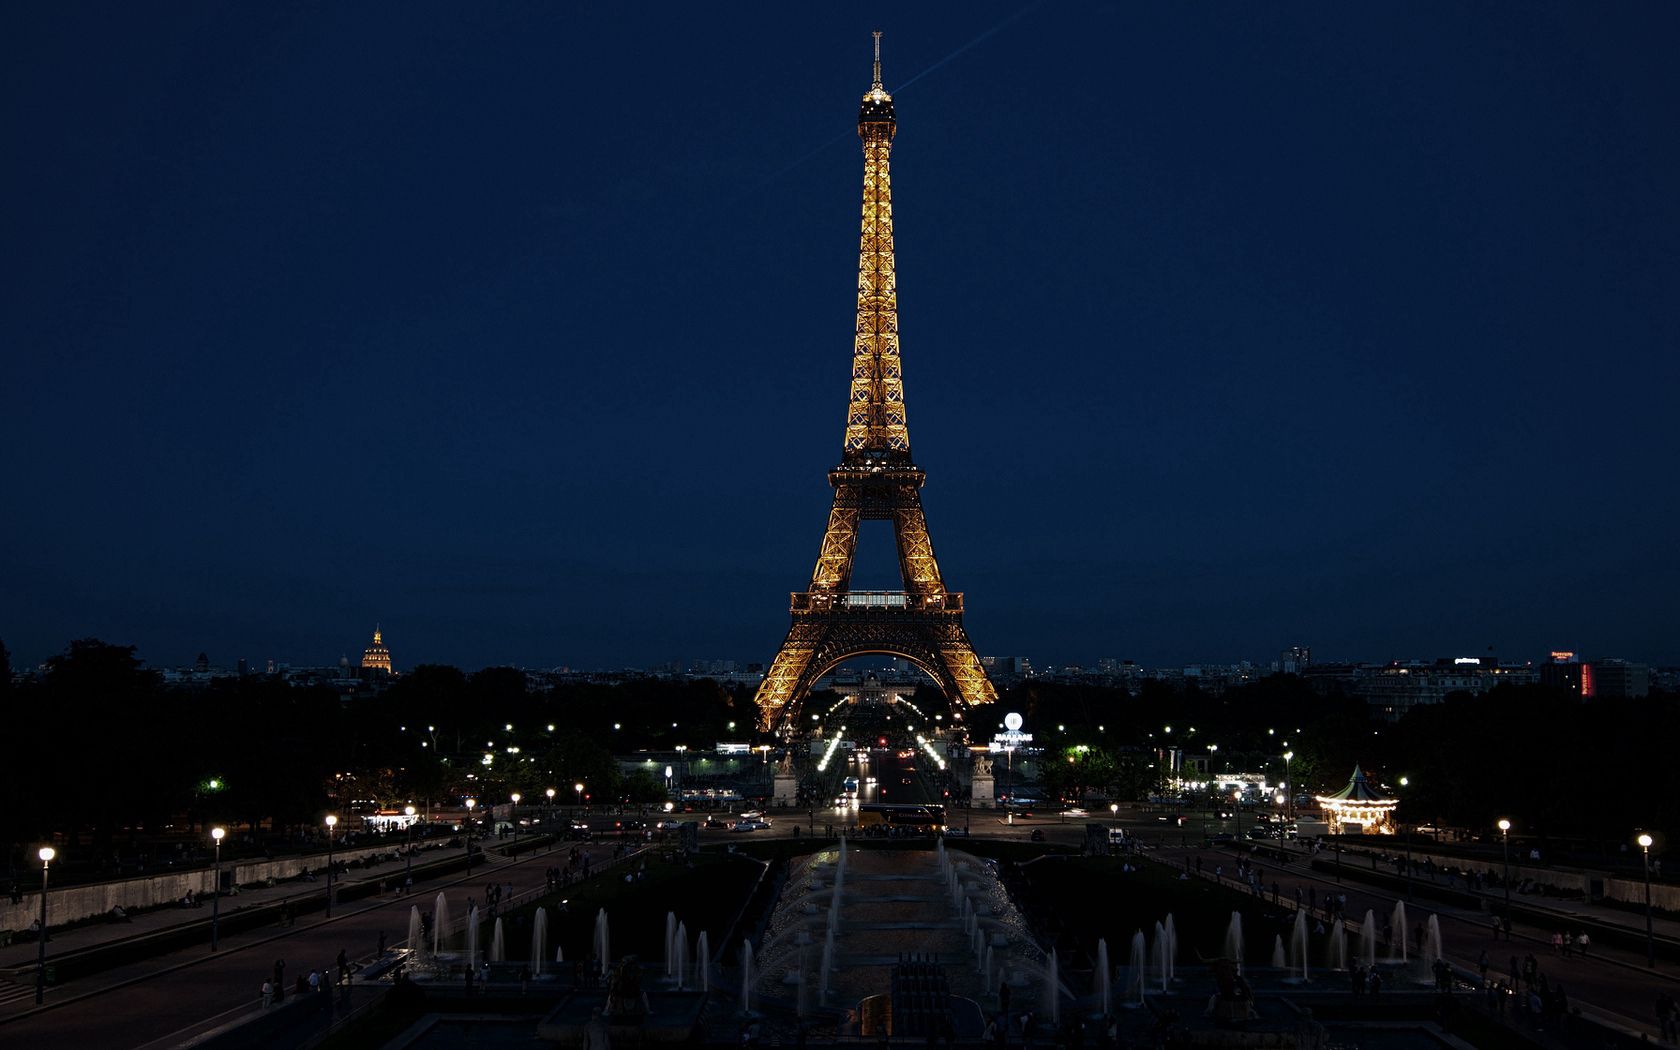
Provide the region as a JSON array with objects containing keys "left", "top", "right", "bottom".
[{"left": 755, "top": 35, "right": 998, "bottom": 734}]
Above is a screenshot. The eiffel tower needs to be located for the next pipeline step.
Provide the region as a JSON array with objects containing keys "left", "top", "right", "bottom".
[{"left": 755, "top": 33, "right": 999, "bottom": 734}]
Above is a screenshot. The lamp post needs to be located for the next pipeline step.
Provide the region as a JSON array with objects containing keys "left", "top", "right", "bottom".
[
  {"left": 545, "top": 788, "right": 556, "bottom": 851},
  {"left": 1398, "top": 777, "right": 1412, "bottom": 901},
  {"left": 1497, "top": 818, "right": 1512, "bottom": 920},
  {"left": 1638, "top": 832, "right": 1655, "bottom": 968},
  {"left": 1282, "top": 751, "right": 1294, "bottom": 824},
  {"left": 465, "top": 798, "right": 477, "bottom": 874},
  {"left": 665, "top": 765, "right": 673, "bottom": 803},
  {"left": 574, "top": 782, "right": 584, "bottom": 813},
  {"left": 510, "top": 792, "right": 522, "bottom": 851},
  {"left": 210, "top": 827, "right": 225, "bottom": 951},
  {"left": 35, "top": 846, "right": 54, "bottom": 1005},
  {"left": 403, "top": 805, "right": 417, "bottom": 892},
  {"left": 324, "top": 815, "right": 338, "bottom": 917}
]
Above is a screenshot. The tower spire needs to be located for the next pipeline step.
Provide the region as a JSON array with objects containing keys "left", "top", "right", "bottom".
[{"left": 872, "top": 30, "right": 883, "bottom": 90}]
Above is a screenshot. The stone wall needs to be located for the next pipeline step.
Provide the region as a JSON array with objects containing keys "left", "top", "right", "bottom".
[{"left": 0, "top": 842, "right": 408, "bottom": 932}]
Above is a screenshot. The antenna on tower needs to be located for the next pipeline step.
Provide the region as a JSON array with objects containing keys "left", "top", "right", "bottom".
[{"left": 872, "top": 30, "right": 883, "bottom": 89}]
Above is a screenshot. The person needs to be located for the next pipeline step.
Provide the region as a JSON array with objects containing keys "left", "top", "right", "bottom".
[
  {"left": 337, "top": 949, "right": 349, "bottom": 985},
  {"left": 1490, "top": 915, "right": 1500, "bottom": 940},
  {"left": 261, "top": 979, "right": 274, "bottom": 1008},
  {"left": 308, "top": 968, "right": 321, "bottom": 995},
  {"left": 1575, "top": 931, "right": 1589, "bottom": 957},
  {"left": 1477, "top": 949, "right": 1489, "bottom": 984},
  {"left": 273, "top": 959, "right": 287, "bottom": 1002},
  {"left": 583, "top": 1006, "right": 612, "bottom": 1049},
  {"left": 1367, "top": 969, "right": 1382, "bottom": 998},
  {"left": 1550, "top": 931, "right": 1562, "bottom": 955}
]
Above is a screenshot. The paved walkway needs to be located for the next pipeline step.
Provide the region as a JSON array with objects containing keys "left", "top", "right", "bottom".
[
  {"left": 0, "top": 838, "right": 474, "bottom": 985},
  {"left": 0, "top": 836, "right": 606, "bottom": 1049},
  {"left": 1154, "top": 841, "right": 1679, "bottom": 1045}
]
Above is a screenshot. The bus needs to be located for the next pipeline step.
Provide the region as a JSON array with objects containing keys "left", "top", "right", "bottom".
[
  {"left": 856, "top": 803, "right": 946, "bottom": 833},
  {"left": 842, "top": 776, "right": 859, "bottom": 796}
]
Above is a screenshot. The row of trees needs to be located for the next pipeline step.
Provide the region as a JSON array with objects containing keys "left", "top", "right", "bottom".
[{"left": 5, "top": 636, "right": 1675, "bottom": 865}]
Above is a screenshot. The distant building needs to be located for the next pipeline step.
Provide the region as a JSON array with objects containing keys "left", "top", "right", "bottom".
[
  {"left": 1277, "top": 646, "right": 1312, "bottom": 674},
  {"left": 1583, "top": 659, "right": 1649, "bottom": 700},
  {"left": 1540, "top": 651, "right": 1585, "bottom": 694},
  {"left": 361, "top": 626, "right": 393, "bottom": 675}
]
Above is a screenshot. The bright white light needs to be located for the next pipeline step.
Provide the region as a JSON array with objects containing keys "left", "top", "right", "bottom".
[{"left": 1004, "top": 712, "right": 1023, "bottom": 732}]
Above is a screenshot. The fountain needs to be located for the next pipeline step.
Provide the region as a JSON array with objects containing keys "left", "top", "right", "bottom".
[
  {"left": 531, "top": 907, "right": 547, "bottom": 976},
  {"left": 1043, "top": 948, "right": 1059, "bottom": 1025},
  {"left": 1153, "top": 921, "right": 1169, "bottom": 993},
  {"left": 594, "top": 908, "right": 611, "bottom": 977},
  {"left": 489, "top": 917, "right": 505, "bottom": 963},
  {"left": 1096, "top": 937, "right": 1111, "bottom": 1016},
  {"left": 1391, "top": 900, "right": 1408, "bottom": 963},
  {"left": 1270, "top": 935, "right": 1286, "bottom": 969},
  {"left": 1223, "top": 911, "right": 1244, "bottom": 973},
  {"left": 1127, "top": 930, "right": 1147, "bottom": 1005},
  {"left": 1164, "top": 914, "right": 1177, "bottom": 983},
  {"left": 698, "top": 931, "right": 711, "bottom": 994},
  {"left": 465, "top": 906, "right": 479, "bottom": 967},
  {"left": 1327, "top": 922, "right": 1347, "bottom": 970},
  {"left": 406, "top": 905, "right": 426, "bottom": 961},
  {"left": 819, "top": 930, "right": 833, "bottom": 1002},
  {"left": 982, "top": 944, "right": 994, "bottom": 991},
  {"left": 740, "top": 939, "right": 755, "bottom": 1015},
  {"left": 557, "top": 944, "right": 565, "bottom": 964},
  {"left": 665, "top": 912, "right": 678, "bottom": 977},
  {"left": 675, "top": 921, "right": 690, "bottom": 990},
  {"left": 1289, "top": 909, "right": 1309, "bottom": 982},
  {"left": 1359, "top": 910, "right": 1377, "bottom": 968},
  {"left": 432, "top": 892, "right": 451, "bottom": 956},
  {"left": 1415, "top": 914, "right": 1443, "bottom": 983}
]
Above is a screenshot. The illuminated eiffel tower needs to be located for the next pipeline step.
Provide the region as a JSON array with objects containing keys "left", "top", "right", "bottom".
[{"left": 755, "top": 33, "right": 998, "bottom": 734}]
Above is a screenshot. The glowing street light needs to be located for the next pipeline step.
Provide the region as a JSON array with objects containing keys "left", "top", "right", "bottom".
[
  {"left": 511, "top": 792, "right": 522, "bottom": 850},
  {"left": 403, "top": 806, "right": 417, "bottom": 892},
  {"left": 35, "top": 846, "right": 55, "bottom": 1004},
  {"left": 1497, "top": 818, "right": 1512, "bottom": 919},
  {"left": 324, "top": 815, "right": 339, "bottom": 917},
  {"left": 210, "top": 827, "right": 226, "bottom": 951},
  {"left": 465, "top": 799, "right": 477, "bottom": 873},
  {"left": 1638, "top": 832, "right": 1656, "bottom": 967}
]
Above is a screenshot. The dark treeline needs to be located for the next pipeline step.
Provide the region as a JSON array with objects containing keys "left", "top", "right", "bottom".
[
  {"left": 4, "top": 638, "right": 1673, "bottom": 864},
  {"left": 967, "top": 674, "right": 1680, "bottom": 845},
  {"left": 1, "top": 639, "right": 752, "bottom": 867}
]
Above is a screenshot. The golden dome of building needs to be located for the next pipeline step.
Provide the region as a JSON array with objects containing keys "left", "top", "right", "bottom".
[{"left": 361, "top": 625, "right": 392, "bottom": 675}]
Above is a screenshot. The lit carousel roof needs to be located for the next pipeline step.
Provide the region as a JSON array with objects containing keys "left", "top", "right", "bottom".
[
  {"left": 1316, "top": 764, "right": 1393, "bottom": 804},
  {"left": 1314, "top": 765, "right": 1398, "bottom": 834}
]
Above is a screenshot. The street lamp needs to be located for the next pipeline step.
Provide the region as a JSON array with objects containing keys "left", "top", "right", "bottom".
[
  {"left": 1638, "top": 832, "right": 1656, "bottom": 968},
  {"left": 324, "top": 815, "right": 338, "bottom": 917},
  {"left": 511, "top": 792, "right": 522, "bottom": 850},
  {"left": 403, "top": 805, "right": 417, "bottom": 892},
  {"left": 1497, "top": 818, "right": 1512, "bottom": 919},
  {"left": 1282, "top": 751, "right": 1294, "bottom": 823},
  {"left": 464, "top": 798, "right": 477, "bottom": 873},
  {"left": 1397, "top": 778, "right": 1412, "bottom": 901},
  {"left": 210, "top": 827, "right": 226, "bottom": 951},
  {"left": 545, "top": 788, "right": 557, "bottom": 852},
  {"left": 35, "top": 846, "right": 54, "bottom": 1005},
  {"left": 665, "top": 765, "right": 674, "bottom": 803},
  {"left": 574, "top": 782, "right": 584, "bottom": 812}
]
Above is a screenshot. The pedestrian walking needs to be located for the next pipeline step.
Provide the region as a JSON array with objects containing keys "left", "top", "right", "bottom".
[
  {"left": 261, "top": 980, "right": 274, "bottom": 1008},
  {"left": 1575, "top": 931, "right": 1589, "bottom": 957}
]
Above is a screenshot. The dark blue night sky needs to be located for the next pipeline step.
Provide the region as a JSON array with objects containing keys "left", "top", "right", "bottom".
[{"left": 4, "top": 4, "right": 1677, "bottom": 672}]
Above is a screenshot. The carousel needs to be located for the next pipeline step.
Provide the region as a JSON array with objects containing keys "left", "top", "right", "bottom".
[{"left": 1313, "top": 765, "right": 1398, "bottom": 835}]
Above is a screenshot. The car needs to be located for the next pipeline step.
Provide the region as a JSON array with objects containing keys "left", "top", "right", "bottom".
[
  {"left": 570, "top": 820, "right": 589, "bottom": 831},
  {"left": 658, "top": 820, "right": 683, "bottom": 831},
  {"left": 739, "top": 810, "right": 764, "bottom": 820},
  {"left": 945, "top": 827, "right": 969, "bottom": 837},
  {"left": 702, "top": 817, "right": 729, "bottom": 829},
  {"left": 1210, "top": 832, "right": 1235, "bottom": 844},
  {"left": 730, "top": 820, "right": 766, "bottom": 833},
  {"left": 900, "top": 778, "right": 912, "bottom": 785},
  {"left": 1062, "top": 808, "right": 1088, "bottom": 818}
]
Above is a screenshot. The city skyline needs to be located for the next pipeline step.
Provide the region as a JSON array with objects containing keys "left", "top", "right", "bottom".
[{"left": 6, "top": 7, "right": 1678, "bottom": 672}]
